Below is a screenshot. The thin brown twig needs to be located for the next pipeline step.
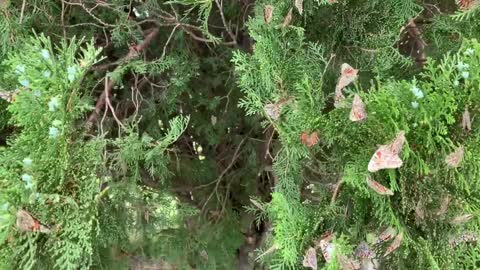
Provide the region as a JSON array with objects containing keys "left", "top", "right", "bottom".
[
  {"left": 214, "top": 0, "right": 237, "bottom": 45},
  {"left": 264, "top": 126, "right": 276, "bottom": 160},
  {"left": 86, "top": 28, "right": 160, "bottom": 127},
  {"left": 104, "top": 76, "right": 126, "bottom": 129},
  {"left": 160, "top": 10, "right": 236, "bottom": 45},
  {"left": 330, "top": 181, "right": 342, "bottom": 204},
  {"left": 200, "top": 130, "right": 253, "bottom": 213},
  {"left": 62, "top": 0, "right": 115, "bottom": 27},
  {"left": 162, "top": 24, "right": 180, "bottom": 59},
  {"left": 61, "top": 0, "right": 67, "bottom": 39},
  {"left": 65, "top": 22, "right": 106, "bottom": 28},
  {"left": 19, "top": 0, "right": 27, "bottom": 23}
]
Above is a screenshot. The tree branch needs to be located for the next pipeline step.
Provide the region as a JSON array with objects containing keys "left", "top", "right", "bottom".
[{"left": 86, "top": 28, "right": 160, "bottom": 128}]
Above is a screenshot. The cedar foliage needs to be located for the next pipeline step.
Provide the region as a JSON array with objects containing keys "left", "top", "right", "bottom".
[{"left": 0, "top": 0, "right": 479, "bottom": 269}]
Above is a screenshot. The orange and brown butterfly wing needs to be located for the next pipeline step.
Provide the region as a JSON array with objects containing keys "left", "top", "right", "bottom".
[
  {"left": 334, "top": 63, "right": 358, "bottom": 108},
  {"left": 368, "top": 132, "right": 405, "bottom": 172},
  {"left": 338, "top": 64, "right": 358, "bottom": 89},
  {"left": 341, "top": 63, "right": 359, "bottom": 77},
  {"left": 16, "top": 209, "right": 50, "bottom": 233},
  {"left": 457, "top": 0, "right": 480, "bottom": 10},
  {"left": 301, "top": 132, "right": 309, "bottom": 145},
  {"left": 301, "top": 132, "right": 319, "bottom": 147},
  {"left": 308, "top": 132, "right": 319, "bottom": 147}
]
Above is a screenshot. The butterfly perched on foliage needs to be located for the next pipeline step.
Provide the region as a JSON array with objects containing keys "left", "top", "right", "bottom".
[
  {"left": 282, "top": 8, "right": 293, "bottom": 28},
  {"left": 375, "top": 226, "right": 397, "bottom": 245},
  {"left": 436, "top": 194, "right": 451, "bottom": 216},
  {"left": 0, "top": 90, "right": 19, "bottom": 103},
  {"left": 16, "top": 209, "right": 50, "bottom": 233},
  {"left": 366, "top": 176, "right": 393, "bottom": 196},
  {"left": 264, "top": 97, "right": 293, "bottom": 120},
  {"left": 301, "top": 132, "right": 319, "bottom": 147},
  {"left": 449, "top": 231, "right": 478, "bottom": 248},
  {"left": 264, "top": 103, "right": 281, "bottom": 120},
  {"left": 456, "top": 0, "right": 480, "bottom": 10},
  {"left": 334, "top": 63, "right": 358, "bottom": 108},
  {"left": 368, "top": 131, "right": 405, "bottom": 172},
  {"left": 302, "top": 247, "right": 317, "bottom": 270},
  {"left": 317, "top": 232, "right": 335, "bottom": 263},
  {"left": 450, "top": 214, "right": 474, "bottom": 225},
  {"left": 462, "top": 107, "right": 471, "bottom": 131},
  {"left": 383, "top": 233, "right": 403, "bottom": 257},
  {"left": 295, "top": 0, "right": 303, "bottom": 15},
  {"left": 264, "top": 5, "right": 274, "bottom": 24},
  {"left": 355, "top": 241, "right": 376, "bottom": 259},
  {"left": 338, "top": 254, "right": 360, "bottom": 270},
  {"left": 350, "top": 94, "right": 366, "bottom": 122},
  {"left": 445, "top": 146, "right": 464, "bottom": 168}
]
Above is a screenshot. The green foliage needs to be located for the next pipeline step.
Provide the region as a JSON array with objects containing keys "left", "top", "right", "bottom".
[
  {"left": 1, "top": 0, "right": 480, "bottom": 269},
  {"left": 0, "top": 34, "right": 193, "bottom": 269},
  {"left": 167, "top": 0, "right": 221, "bottom": 44},
  {"left": 234, "top": 0, "right": 480, "bottom": 267},
  {"left": 306, "top": 0, "right": 422, "bottom": 76}
]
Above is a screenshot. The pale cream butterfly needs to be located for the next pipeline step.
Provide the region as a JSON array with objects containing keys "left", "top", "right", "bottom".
[
  {"left": 366, "top": 176, "right": 393, "bottom": 196},
  {"left": 449, "top": 231, "right": 478, "bottom": 248},
  {"left": 375, "top": 226, "right": 397, "bottom": 245},
  {"left": 450, "top": 214, "right": 474, "bottom": 225},
  {"left": 318, "top": 232, "right": 335, "bottom": 263},
  {"left": 462, "top": 107, "right": 471, "bottom": 131},
  {"left": 350, "top": 94, "right": 367, "bottom": 122},
  {"left": 368, "top": 131, "right": 405, "bottom": 172},
  {"left": 282, "top": 8, "right": 293, "bottom": 28},
  {"left": 16, "top": 209, "right": 50, "bottom": 233},
  {"left": 295, "top": 0, "right": 303, "bottom": 15},
  {"left": 383, "top": 232, "right": 403, "bottom": 257},
  {"left": 338, "top": 254, "right": 360, "bottom": 270},
  {"left": 264, "top": 5, "right": 274, "bottom": 24},
  {"left": 334, "top": 63, "right": 358, "bottom": 108},
  {"left": 302, "top": 247, "right": 318, "bottom": 270},
  {"left": 436, "top": 194, "right": 451, "bottom": 216},
  {"left": 445, "top": 145, "right": 464, "bottom": 168},
  {"left": 355, "top": 241, "right": 376, "bottom": 259}
]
